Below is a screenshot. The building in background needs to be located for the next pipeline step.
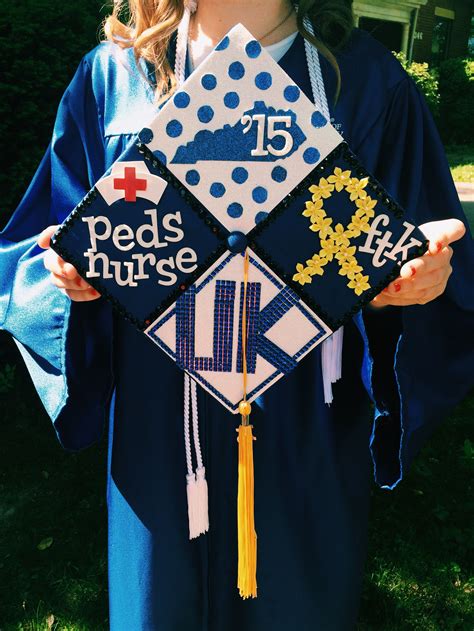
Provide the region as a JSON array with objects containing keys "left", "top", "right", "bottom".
[{"left": 353, "top": 0, "right": 473, "bottom": 64}]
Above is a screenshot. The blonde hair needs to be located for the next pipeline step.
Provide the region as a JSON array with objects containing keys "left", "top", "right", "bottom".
[{"left": 103, "top": 0, "right": 353, "bottom": 102}]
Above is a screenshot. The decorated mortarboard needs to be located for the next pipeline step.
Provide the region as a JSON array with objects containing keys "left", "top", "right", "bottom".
[{"left": 51, "top": 23, "right": 428, "bottom": 599}]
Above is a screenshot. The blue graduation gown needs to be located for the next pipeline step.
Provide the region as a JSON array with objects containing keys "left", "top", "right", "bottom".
[{"left": 1, "top": 29, "right": 473, "bottom": 630}]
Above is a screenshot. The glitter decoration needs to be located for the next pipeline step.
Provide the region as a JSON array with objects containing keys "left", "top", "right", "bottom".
[
  {"left": 232, "top": 167, "right": 249, "bottom": 184},
  {"left": 255, "top": 211, "right": 269, "bottom": 224},
  {"left": 166, "top": 120, "right": 183, "bottom": 138},
  {"left": 197, "top": 105, "right": 214, "bottom": 123},
  {"left": 174, "top": 92, "right": 191, "bottom": 108},
  {"left": 245, "top": 40, "right": 262, "bottom": 58},
  {"left": 146, "top": 251, "right": 332, "bottom": 413},
  {"left": 227, "top": 202, "right": 244, "bottom": 218},
  {"left": 255, "top": 72, "right": 272, "bottom": 90},
  {"left": 271, "top": 166, "right": 287, "bottom": 182},
  {"left": 154, "top": 150, "right": 167, "bottom": 166},
  {"left": 210, "top": 182, "right": 226, "bottom": 198},
  {"left": 186, "top": 169, "right": 200, "bottom": 185},
  {"left": 303, "top": 147, "right": 320, "bottom": 164},
  {"left": 311, "top": 111, "right": 327, "bottom": 128},
  {"left": 201, "top": 74, "right": 217, "bottom": 90},
  {"left": 228, "top": 61, "right": 245, "bottom": 80},
  {"left": 138, "top": 127, "right": 154, "bottom": 144},
  {"left": 215, "top": 35, "right": 230, "bottom": 50},
  {"left": 252, "top": 186, "right": 268, "bottom": 203},
  {"left": 224, "top": 91, "right": 240, "bottom": 109},
  {"left": 284, "top": 86, "right": 300, "bottom": 102}
]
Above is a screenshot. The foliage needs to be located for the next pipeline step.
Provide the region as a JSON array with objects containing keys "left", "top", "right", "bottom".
[
  {"left": 393, "top": 53, "right": 474, "bottom": 145},
  {"left": 0, "top": 0, "right": 109, "bottom": 228},
  {"left": 393, "top": 52, "right": 440, "bottom": 118},
  {"left": 0, "top": 363, "right": 16, "bottom": 393},
  {"left": 438, "top": 58, "right": 474, "bottom": 145},
  {"left": 446, "top": 145, "right": 474, "bottom": 184}
]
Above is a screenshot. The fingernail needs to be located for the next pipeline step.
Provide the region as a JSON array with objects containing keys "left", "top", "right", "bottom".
[
  {"left": 394, "top": 283, "right": 401, "bottom": 292},
  {"left": 410, "top": 266, "right": 416, "bottom": 277},
  {"left": 90, "top": 288, "right": 99, "bottom": 297}
]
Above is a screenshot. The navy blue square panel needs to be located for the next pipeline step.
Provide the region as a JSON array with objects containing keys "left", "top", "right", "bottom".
[
  {"left": 250, "top": 143, "right": 429, "bottom": 329},
  {"left": 52, "top": 142, "right": 225, "bottom": 329}
]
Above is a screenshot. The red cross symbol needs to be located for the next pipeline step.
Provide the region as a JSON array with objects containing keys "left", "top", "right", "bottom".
[{"left": 113, "top": 167, "right": 147, "bottom": 202}]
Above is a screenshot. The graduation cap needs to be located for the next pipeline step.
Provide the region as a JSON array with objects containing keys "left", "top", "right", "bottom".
[{"left": 52, "top": 24, "right": 427, "bottom": 599}]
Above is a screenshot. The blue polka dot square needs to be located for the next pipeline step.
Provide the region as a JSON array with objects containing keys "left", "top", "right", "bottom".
[{"left": 143, "top": 23, "right": 343, "bottom": 235}]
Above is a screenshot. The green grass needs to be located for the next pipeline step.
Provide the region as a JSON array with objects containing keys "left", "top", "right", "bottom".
[
  {"left": 446, "top": 145, "right": 474, "bottom": 183},
  {"left": 0, "top": 333, "right": 473, "bottom": 630},
  {"left": 358, "top": 393, "right": 474, "bottom": 630},
  {"left": 0, "top": 335, "right": 108, "bottom": 630}
]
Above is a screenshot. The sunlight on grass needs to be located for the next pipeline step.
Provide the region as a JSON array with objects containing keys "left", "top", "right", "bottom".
[
  {"left": 447, "top": 145, "right": 474, "bottom": 183},
  {"left": 451, "top": 165, "right": 474, "bottom": 183}
]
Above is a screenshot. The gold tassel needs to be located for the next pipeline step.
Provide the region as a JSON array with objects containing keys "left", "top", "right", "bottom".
[
  {"left": 237, "top": 411, "right": 257, "bottom": 599},
  {"left": 236, "top": 248, "right": 257, "bottom": 599}
]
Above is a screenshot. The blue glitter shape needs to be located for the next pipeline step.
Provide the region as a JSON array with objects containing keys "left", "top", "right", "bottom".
[
  {"left": 228, "top": 61, "right": 245, "bottom": 80},
  {"left": 245, "top": 40, "right": 261, "bottom": 58},
  {"left": 255, "top": 211, "right": 269, "bottom": 224},
  {"left": 227, "top": 202, "right": 243, "bottom": 218},
  {"left": 271, "top": 166, "right": 287, "bottom": 182},
  {"left": 185, "top": 169, "right": 200, "bottom": 185},
  {"left": 232, "top": 167, "right": 248, "bottom": 184},
  {"left": 198, "top": 105, "right": 214, "bottom": 123},
  {"left": 153, "top": 150, "right": 167, "bottom": 166},
  {"left": 210, "top": 182, "right": 226, "bottom": 198},
  {"left": 171, "top": 101, "right": 306, "bottom": 163},
  {"left": 252, "top": 186, "right": 268, "bottom": 203},
  {"left": 215, "top": 35, "right": 229, "bottom": 50},
  {"left": 174, "top": 92, "right": 190, "bottom": 108},
  {"left": 311, "top": 111, "right": 327, "bottom": 128},
  {"left": 303, "top": 147, "right": 320, "bottom": 164},
  {"left": 139, "top": 127, "right": 153, "bottom": 143},
  {"left": 224, "top": 91, "right": 240, "bottom": 109},
  {"left": 255, "top": 72, "right": 272, "bottom": 90},
  {"left": 166, "top": 120, "right": 182, "bottom": 138},
  {"left": 284, "top": 85, "right": 300, "bottom": 102},
  {"left": 201, "top": 74, "right": 217, "bottom": 90}
]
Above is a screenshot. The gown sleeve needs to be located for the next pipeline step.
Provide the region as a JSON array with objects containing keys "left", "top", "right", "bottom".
[
  {"left": 353, "top": 75, "right": 474, "bottom": 489},
  {"left": 0, "top": 56, "right": 114, "bottom": 450}
]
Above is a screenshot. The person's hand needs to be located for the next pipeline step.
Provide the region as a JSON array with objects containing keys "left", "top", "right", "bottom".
[
  {"left": 370, "top": 218, "right": 466, "bottom": 308},
  {"left": 38, "top": 225, "right": 101, "bottom": 302}
]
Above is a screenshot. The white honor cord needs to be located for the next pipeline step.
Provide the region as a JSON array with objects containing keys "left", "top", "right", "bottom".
[
  {"left": 177, "top": 1, "right": 209, "bottom": 540},
  {"left": 302, "top": 16, "right": 330, "bottom": 120},
  {"left": 183, "top": 373, "right": 209, "bottom": 539},
  {"left": 175, "top": 1, "right": 196, "bottom": 86}
]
